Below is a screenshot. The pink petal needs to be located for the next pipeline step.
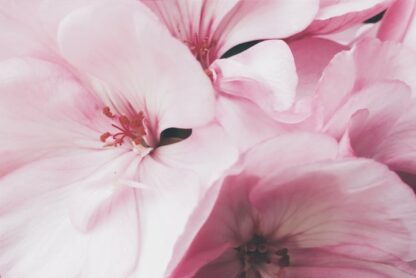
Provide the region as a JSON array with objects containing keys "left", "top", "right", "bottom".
[
  {"left": 68, "top": 152, "right": 139, "bottom": 232},
  {"left": 216, "top": 0, "right": 319, "bottom": 56},
  {"left": 153, "top": 124, "right": 238, "bottom": 184},
  {"left": 301, "top": 0, "right": 393, "bottom": 36},
  {"left": 287, "top": 246, "right": 416, "bottom": 277},
  {"left": 135, "top": 156, "right": 211, "bottom": 278},
  {"left": 0, "top": 57, "right": 103, "bottom": 177},
  {"left": 370, "top": 103, "right": 416, "bottom": 175},
  {"left": 58, "top": 2, "right": 215, "bottom": 137},
  {"left": 317, "top": 38, "right": 416, "bottom": 122},
  {"left": 251, "top": 159, "right": 416, "bottom": 260},
  {"left": 213, "top": 40, "right": 298, "bottom": 112},
  {"left": 377, "top": 0, "right": 416, "bottom": 43},
  {"left": 216, "top": 95, "right": 286, "bottom": 152},
  {"left": 169, "top": 174, "right": 257, "bottom": 278},
  {"left": 324, "top": 81, "right": 411, "bottom": 141},
  {"left": 289, "top": 38, "right": 348, "bottom": 98},
  {"left": 352, "top": 38, "right": 416, "bottom": 94},
  {"left": 241, "top": 133, "right": 339, "bottom": 177},
  {"left": 169, "top": 133, "right": 339, "bottom": 277},
  {"left": 0, "top": 151, "right": 140, "bottom": 277},
  {"left": 142, "top": 0, "right": 239, "bottom": 62}
]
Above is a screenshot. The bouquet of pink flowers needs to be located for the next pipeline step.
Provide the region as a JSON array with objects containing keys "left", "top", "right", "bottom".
[{"left": 1, "top": 0, "right": 416, "bottom": 277}]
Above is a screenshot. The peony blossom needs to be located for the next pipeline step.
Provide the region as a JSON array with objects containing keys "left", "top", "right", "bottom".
[
  {"left": 0, "top": 2, "right": 237, "bottom": 277},
  {"left": 169, "top": 133, "right": 416, "bottom": 277}
]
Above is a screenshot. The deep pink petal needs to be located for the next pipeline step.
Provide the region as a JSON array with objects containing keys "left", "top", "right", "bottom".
[{"left": 377, "top": 0, "right": 416, "bottom": 43}]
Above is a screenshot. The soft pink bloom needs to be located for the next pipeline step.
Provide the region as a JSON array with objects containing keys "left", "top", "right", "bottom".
[
  {"left": 142, "top": 0, "right": 319, "bottom": 70},
  {"left": 0, "top": 2, "right": 237, "bottom": 277},
  {"left": 169, "top": 133, "right": 416, "bottom": 277},
  {"left": 141, "top": 0, "right": 322, "bottom": 152}
]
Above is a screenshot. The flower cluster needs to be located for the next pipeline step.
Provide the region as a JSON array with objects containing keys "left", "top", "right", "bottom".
[{"left": 1, "top": 0, "right": 416, "bottom": 277}]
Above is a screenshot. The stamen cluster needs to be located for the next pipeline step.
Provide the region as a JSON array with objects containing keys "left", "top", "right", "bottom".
[{"left": 100, "top": 106, "right": 146, "bottom": 147}]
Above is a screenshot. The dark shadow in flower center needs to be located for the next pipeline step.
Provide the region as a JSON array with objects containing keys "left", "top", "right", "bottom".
[
  {"left": 235, "top": 234, "right": 290, "bottom": 277},
  {"left": 158, "top": 128, "right": 192, "bottom": 147},
  {"left": 397, "top": 171, "right": 416, "bottom": 193}
]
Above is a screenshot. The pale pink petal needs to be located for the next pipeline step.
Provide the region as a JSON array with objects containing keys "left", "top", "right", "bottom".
[
  {"left": 352, "top": 38, "right": 416, "bottom": 94},
  {"left": 289, "top": 37, "right": 348, "bottom": 98},
  {"left": 135, "top": 156, "right": 210, "bottom": 278},
  {"left": 317, "top": 38, "right": 416, "bottom": 123},
  {"left": 0, "top": 151, "right": 140, "bottom": 277},
  {"left": 251, "top": 159, "right": 416, "bottom": 260},
  {"left": 324, "top": 81, "right": 411, "bottom": 141},
  {"left": 213, "top": 40, "right": 298, "bottom": 112},
  {"left": 368, "top": 103, "right": 416, "bottom": 177},
  {"left": 301, "top": 0, "right": 393, "bottom": 35},
  {"left": 216, "top": 95, "right": 286, "bottom": 152},
  {"left": 68, "top": 152, "right": 139, "bottom": 232},
  {"left": 315, "top": 48, "right": 357, "bottom": 122},
  {"left": 216, "top": 0, "right": 319, "bottom": 55},
  {"left": 58, "top": 2, "right": 215, "bottom": 137},
  {"left": 153, "top": 124, "right": 238, "bottom": 184},
  {"left": 0, "top": 57, "right": 104, "bottom": 176},
  {"left": 241, "top": 132, "right": 339, "bottom": 177}
]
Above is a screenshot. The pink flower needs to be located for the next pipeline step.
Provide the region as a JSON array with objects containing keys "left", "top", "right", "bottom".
[
  {"left": 0, "top": 2, "right": 237, "bottom": 277},
  {"left": 141, "top": 0, "right": 319, "bottom": 70},
  {"left": 169, "top": 133, "right": 416, "bottom": 277}
]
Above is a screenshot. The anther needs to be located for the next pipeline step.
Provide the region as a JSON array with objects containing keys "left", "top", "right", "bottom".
[{"left": 99, "top": 107, "right": 147, "bottom": 147}]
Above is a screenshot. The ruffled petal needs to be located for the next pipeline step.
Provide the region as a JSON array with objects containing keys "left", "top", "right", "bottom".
[
  {"left": 289, "top": 38, "right": 348, "bottom": 98},
  {"left": 216, "top": 0, "right": 319, "bottom": 56},
  {"left": 301, "top": 0, "right": 393, "bottom": 36},
  {"left": 213, "top": 40, "right": 297, "bottom": 112}
]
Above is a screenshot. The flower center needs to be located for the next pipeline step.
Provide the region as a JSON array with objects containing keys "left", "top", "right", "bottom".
[
  {"left": 99, "top": 106, "right": 148, "bottom": 148},
  {"left": 185, "top": 35, "right": 216, "bottom": 70},
  {"left": 235, "top": 234, "right": 290, "bottom": 277}
]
